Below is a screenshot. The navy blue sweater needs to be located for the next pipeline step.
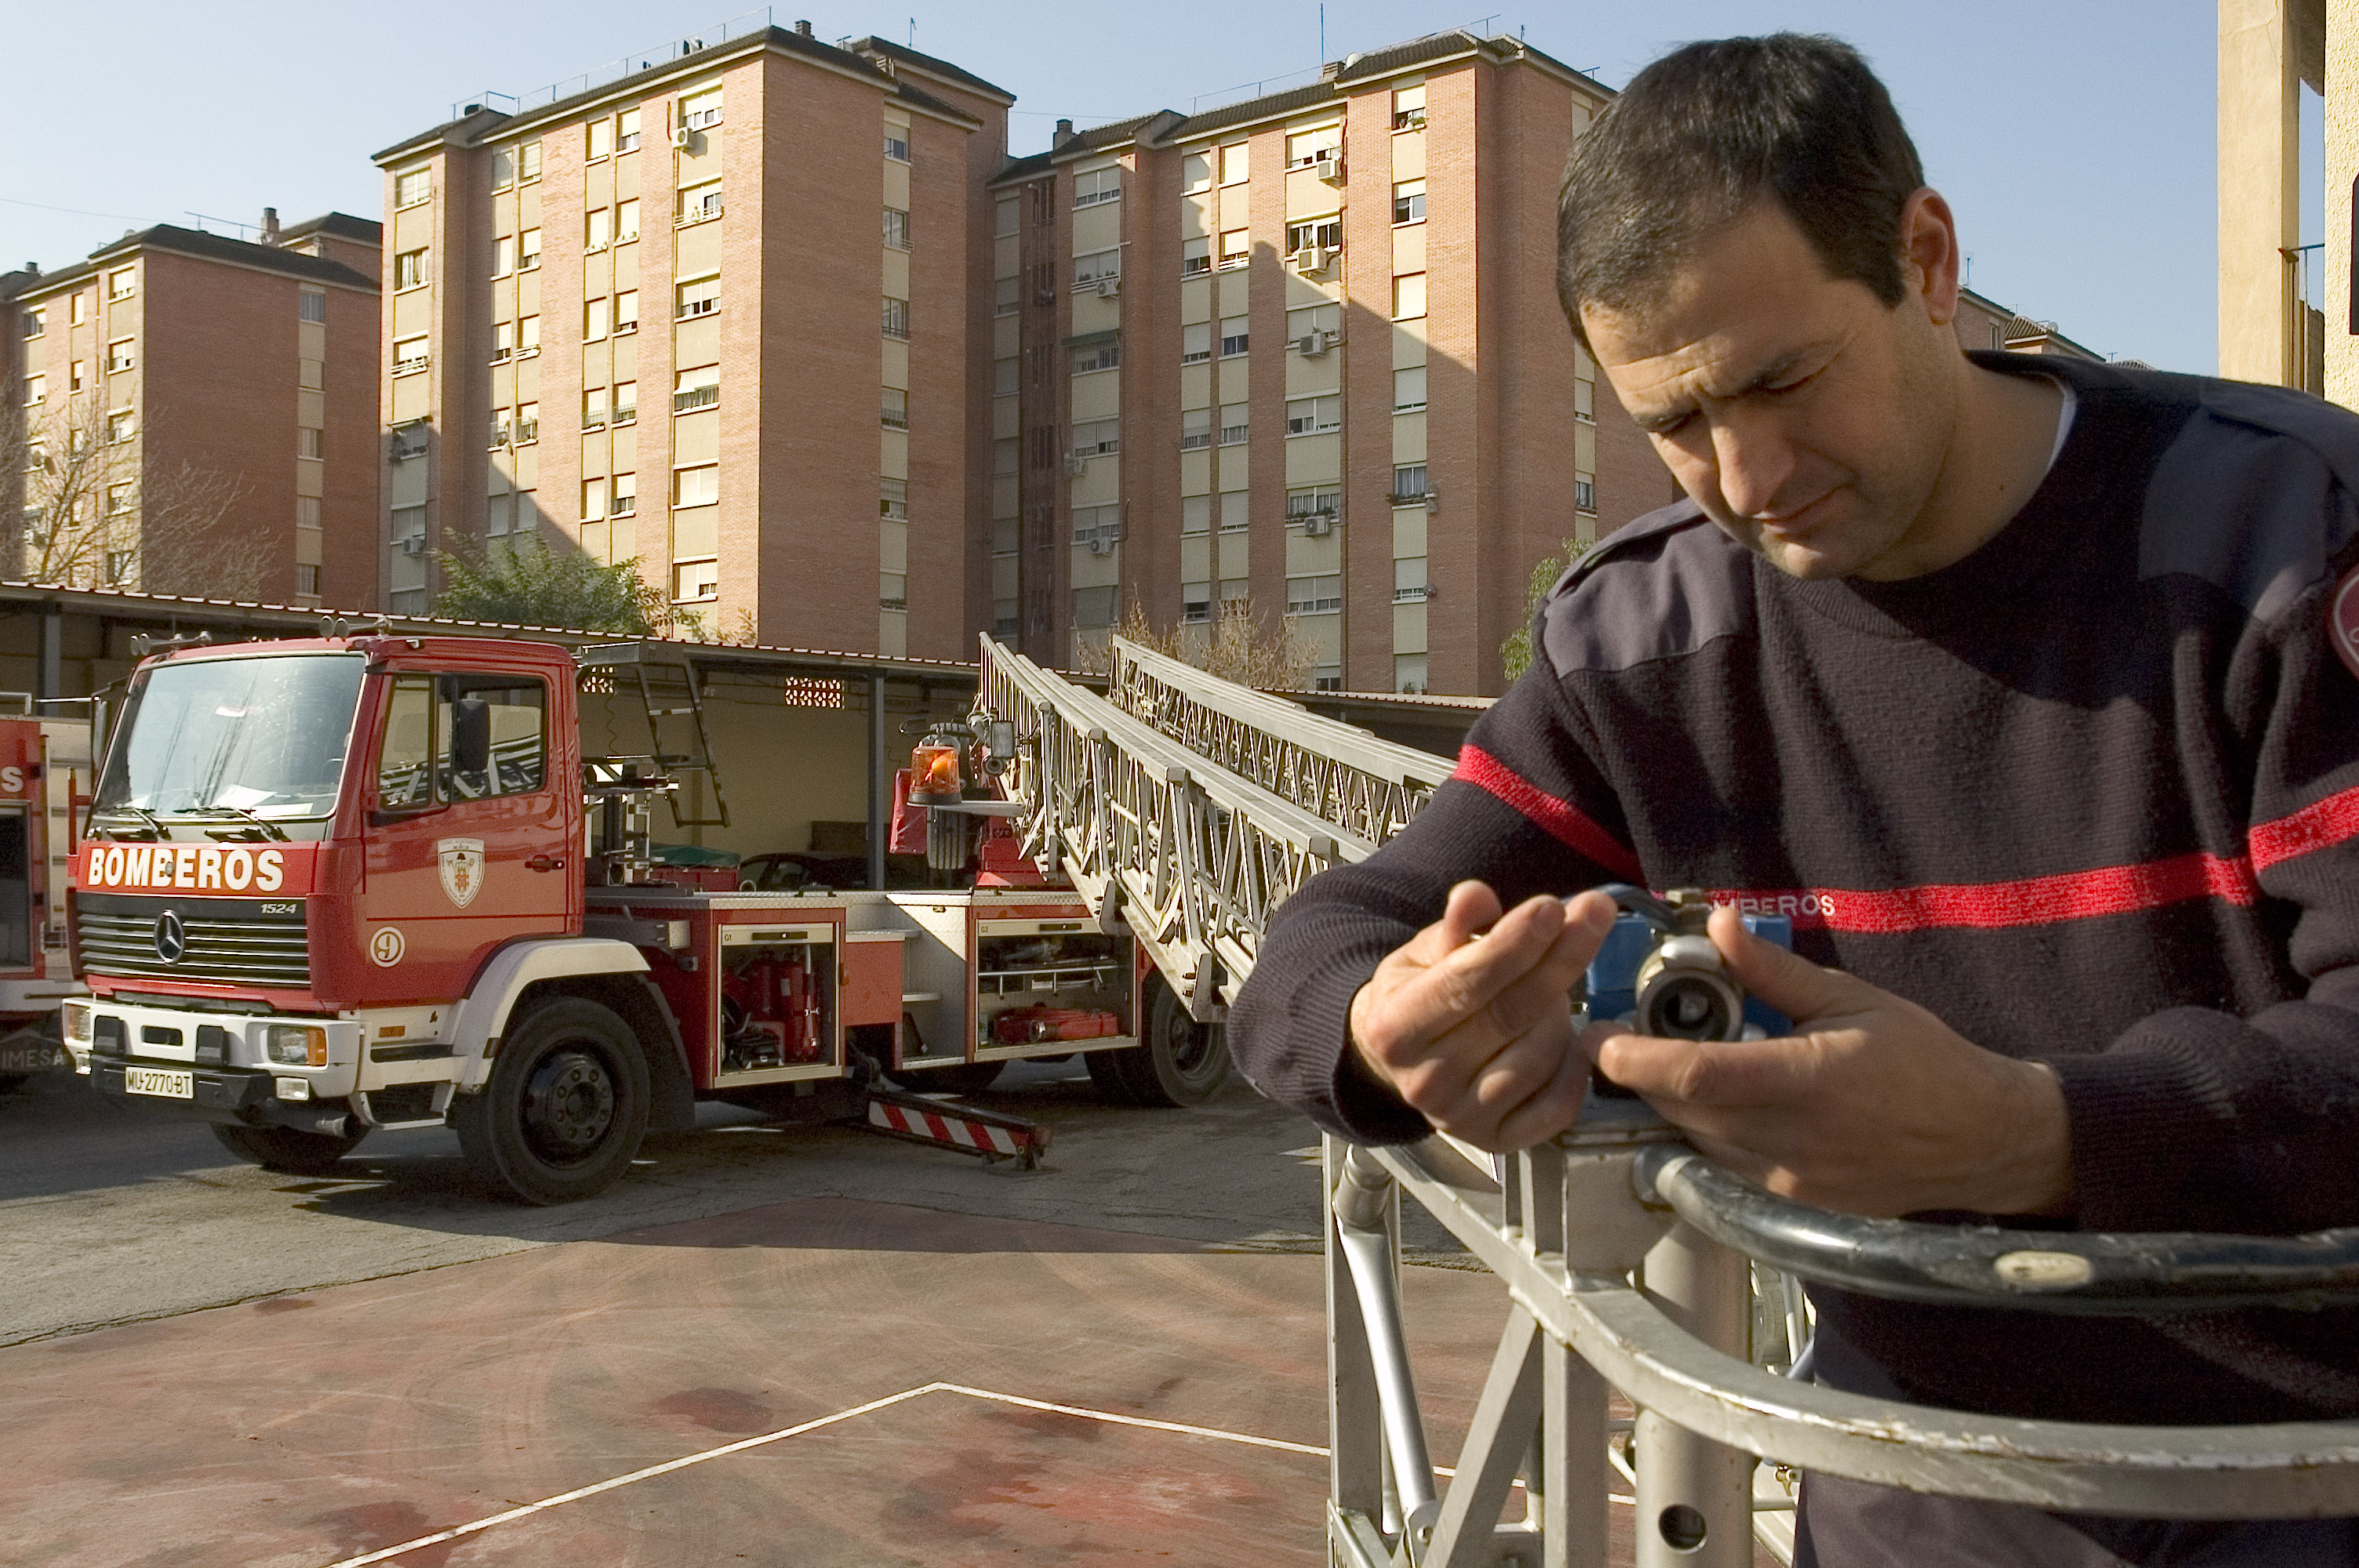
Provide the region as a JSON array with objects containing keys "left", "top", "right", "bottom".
[{"left": 1231, "top": 354, "right": 2359, "bottom": 1425}]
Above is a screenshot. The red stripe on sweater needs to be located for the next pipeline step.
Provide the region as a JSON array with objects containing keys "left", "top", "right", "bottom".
[
  {"left": 1451, "top": 746, "right": 1643, "bottom": 880},
  {"left": 2249, "top": 781, "right": 2359, "bottom": 871}
]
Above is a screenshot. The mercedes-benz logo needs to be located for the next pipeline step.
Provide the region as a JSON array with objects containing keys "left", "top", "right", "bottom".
[{"left": 153, "top": 911, "right": 187, "bottom": 964}]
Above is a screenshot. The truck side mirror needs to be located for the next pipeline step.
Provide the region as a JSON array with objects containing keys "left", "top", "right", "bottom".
[{"left": 449, "top": 695, "right": 491, "bottom": 777}]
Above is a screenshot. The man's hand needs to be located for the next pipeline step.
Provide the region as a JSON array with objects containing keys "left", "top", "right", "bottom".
[
  {"left": 1347, "top": 881, "right": 1616, "bottom": 1151},
  {"left": 1584, "top": 906, "right": 2072, "bottom": 1218}
]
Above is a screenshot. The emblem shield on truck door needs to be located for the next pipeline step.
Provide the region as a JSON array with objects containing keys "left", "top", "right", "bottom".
[{"left": 438, "top": 838, "right": 487, "bottom": 909}]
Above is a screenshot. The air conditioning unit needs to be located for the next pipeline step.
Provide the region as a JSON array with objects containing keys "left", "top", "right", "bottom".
[
  {"left": 398, "top": 535, "right": 427, "bottom": 555},
  {"left": 1063, "top": 452, "right": 1089, "bottom": 476},
  {"left": 1095, "top": 276, "right": 1120, "bottom": 298},
  {"left": 1292, "top": 245, "right": 1330, "bottom": 275},
  {"left": 1296, "top": 332, "right": 1329, "bottom": 358},
  {"left": 1311, "top": 152, "right": 1345, "bottom": 184},
  {"left": 672, "top": 126, "right": 693, "bottom": 149},
  {"left": 1087, "top": 535, "right": 1114, "bottom": 556},
  {"left": 1303, "top": 514, "right": 1334, "bottom": 537}
]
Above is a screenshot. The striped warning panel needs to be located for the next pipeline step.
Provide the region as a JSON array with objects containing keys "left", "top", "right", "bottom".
[{"left": 863, "top": 1094, "right": 1049, "bottom": 1165}]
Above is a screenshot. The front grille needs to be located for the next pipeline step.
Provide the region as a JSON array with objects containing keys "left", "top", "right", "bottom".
[{"left": 74, "top": 894, "right": 311, "bottom": 990}]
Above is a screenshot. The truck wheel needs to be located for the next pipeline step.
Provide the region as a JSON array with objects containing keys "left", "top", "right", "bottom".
[
  {"left": 1112, "top": 979, "right": 1231, "bottom": 1108},
  {"left": 210, "top": 1123, "right": 369, "bottom": 1174},
  {"left": 885, "top": 1058, "right": 1005, "bottom": 1095},
  {"left": 1085, "top": 1047, "right": 1138, "bottom": 1105},
  {"left": 453, "top": 997, "right": 649, "bottom": 1205}
]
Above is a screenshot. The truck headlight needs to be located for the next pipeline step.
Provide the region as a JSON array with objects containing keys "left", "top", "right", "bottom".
[
  {"left": 60, "top": 1002, "right": 91, "bottom": 1044},
  {"left": 266, "top": 1024, "right": 328, "bottom": 1066}
]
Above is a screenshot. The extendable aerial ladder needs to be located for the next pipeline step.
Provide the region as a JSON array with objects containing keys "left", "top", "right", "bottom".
[{"left": 970, "top": 634, "right": 2359, "bottom": 1568}]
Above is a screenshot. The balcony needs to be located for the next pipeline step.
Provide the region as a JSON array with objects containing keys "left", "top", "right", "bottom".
[
  {"left": 1392, "top": 585, "right": 1434, "bottom": 604},
  {"left": 672, "top": 384, "right": 719, "bottom": 414}
]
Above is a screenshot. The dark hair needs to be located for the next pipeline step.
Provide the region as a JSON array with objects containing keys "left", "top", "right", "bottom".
[{"left": 1557, "top": 34, "right": 1925, "bottom": 336}]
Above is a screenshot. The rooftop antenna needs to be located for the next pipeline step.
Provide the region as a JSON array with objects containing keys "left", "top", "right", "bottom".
[
  {"left": 908, "top": 16, "right": 915, "bottom": 46},
  {"left": 1320, "top": 3, "right": 1326, "bottom": 64}
]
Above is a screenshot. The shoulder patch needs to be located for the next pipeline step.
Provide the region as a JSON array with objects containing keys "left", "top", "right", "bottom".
[
  {"left": 2331, "top": 565, "right": 2359, "bottom": 680},
  {"left": 1539, "top": 500, "right": 1754, "bottom": 676}
]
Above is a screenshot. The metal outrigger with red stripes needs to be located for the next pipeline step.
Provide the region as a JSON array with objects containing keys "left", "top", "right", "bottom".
[{"left": 857, "top": 1087, "right": 1052, "bottom": 1171}]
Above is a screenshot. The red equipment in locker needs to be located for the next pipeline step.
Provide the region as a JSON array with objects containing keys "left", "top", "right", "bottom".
[
  {"left": 991, "top": 1006, "right": 1121, "bottom": 1045},
  {"left": 722, "top": 951, "right": 827, "bottom": 1064}
]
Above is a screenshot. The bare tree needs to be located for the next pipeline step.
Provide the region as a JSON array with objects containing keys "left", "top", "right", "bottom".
[
  {"left": 1089, "top": 597, "right": 1319, "bottom": 690},
  {"left": 0, "top": 398, "right": 269, "bottom": 599}
]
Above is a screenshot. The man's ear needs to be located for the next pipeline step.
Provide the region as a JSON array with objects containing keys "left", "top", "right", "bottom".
[{"left": 1899, "top": 187, "right": 1961, "bottom": 327}]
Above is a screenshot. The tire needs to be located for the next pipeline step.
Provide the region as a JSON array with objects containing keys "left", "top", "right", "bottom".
[
  {"left": 885, "top": 1058, "right": 1005, "bottom": 1095},
  {"left": 1085, "top": 1047, "right": 1138, "bottom": 1106},
  {"left": 452, "top": 997, "right": 650, "bottom": 1205},
  {"left": 0, "top": 1073, "right": 27, "bottom": 1094},
  {"left": 211, "top": 1122, "right": 369, "bottom": 1175},
  {"left": 1113, "top": 978, "right": 1232, "bottom": 1108}
]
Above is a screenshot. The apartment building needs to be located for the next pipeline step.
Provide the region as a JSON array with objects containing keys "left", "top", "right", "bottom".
[
  {"left": 372, "top": 25, "right": 1007, "bottom": 658},
  {"left": 3, "top": 217, "right": 380, "bottom": 607},
  {"left": 983, "top": 31, "right": 1667, "bottom": 696},
  {"left": 1954, "top": 286, "right": 2103, "bottom": 362}
]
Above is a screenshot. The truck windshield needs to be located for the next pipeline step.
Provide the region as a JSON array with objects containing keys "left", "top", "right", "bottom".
[{"left": 93, "top": 654, "right": 365, "bottom": 822}]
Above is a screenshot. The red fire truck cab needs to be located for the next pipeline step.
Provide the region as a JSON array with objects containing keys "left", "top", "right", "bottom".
[{"left": 67, "top": 635, "right": 1224, "bottom": 1203}]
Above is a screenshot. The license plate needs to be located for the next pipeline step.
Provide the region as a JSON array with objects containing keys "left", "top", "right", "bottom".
[{"left": 125, "top": 1066, "right": 193, "bottom": 1099}]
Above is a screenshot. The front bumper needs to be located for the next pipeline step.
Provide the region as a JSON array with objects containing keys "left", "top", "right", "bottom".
[{"left": 78, "top": 997, "right": 362, "bottom": 1098}]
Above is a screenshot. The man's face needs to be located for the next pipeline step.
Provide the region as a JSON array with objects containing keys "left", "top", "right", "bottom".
[{"left": 1580, "top": 200, "right": 1957, "bottom": 582}]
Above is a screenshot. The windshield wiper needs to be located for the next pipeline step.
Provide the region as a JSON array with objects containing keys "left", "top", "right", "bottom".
[
  {"left": 92, "top": 804, "right": 164, "bottom": 840},
  {"left": 168, "top": 805, "right": 290, "bottom": 842}
]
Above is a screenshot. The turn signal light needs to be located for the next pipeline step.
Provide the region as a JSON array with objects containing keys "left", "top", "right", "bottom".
[
  {"left": 60, "top": 1001, "right": 91, "bottom": 1044},
  {"left": 266, "top": 1024, "right": 329, "bottom": 1067}
]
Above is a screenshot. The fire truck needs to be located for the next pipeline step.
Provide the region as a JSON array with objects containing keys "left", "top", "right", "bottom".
[
  {"left": 65, "top": 634, "right": 1225, "bottom": 1203},
  {"left": 0, "top": 703, "right": 93, "bottom": 1091}
]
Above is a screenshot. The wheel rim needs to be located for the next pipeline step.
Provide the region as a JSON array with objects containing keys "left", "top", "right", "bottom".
[
  {"left": 1161, "top": 999, "right": 1220, "bottom": 1085},
  {"left": 520, "top": 1047, "right": 617, "bottom": 1166}
]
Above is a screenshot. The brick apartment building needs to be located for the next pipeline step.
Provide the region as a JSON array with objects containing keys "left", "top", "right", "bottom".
[
  {"left": 2, "top": 214, "right": 380, "bottom": 607},
  {"left": 370, "top": 24, "right": 1007, "bottom": 658},
  {"left": 987, "top": 31, "right": 1650, "bottom": 695}
]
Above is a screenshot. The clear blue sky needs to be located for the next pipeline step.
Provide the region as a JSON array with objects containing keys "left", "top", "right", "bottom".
[{"left": 2, "top": 1, "right": 2245, "bottom": 373}]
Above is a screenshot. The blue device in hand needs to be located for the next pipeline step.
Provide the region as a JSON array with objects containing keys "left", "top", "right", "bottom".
[{"left": 1581, "top": 885, "right": 1791, "bottom": 1040}]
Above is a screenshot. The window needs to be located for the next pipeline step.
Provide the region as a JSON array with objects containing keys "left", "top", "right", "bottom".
[
  {"left": 994, "top": 277, "right": 1021, "bottom": 316},
  {"left": 1218, "top": 229, "right": 1250, "bottom": 270},
  {"left": 883, "top": 207, "right": 911, "bottom": 249},
  {"left": 612, "top": 472, "right": 637, "bottom": 514},
  {"left": 1392, "top": 272, "right": 1427, "bottom": 321},
  {"left": 1072, "top": 503, "right": 1121, "bottom": 549},
  {"left": 1393, "top": 365, "right": 1427, "bottom": 412},
  {"left": 394, "top": 166, "right": 431, "bottom": 207},
  {"left": 1183, "top": 495, "right": 1212, "bottom": 534},
  {"left": 881, "top": 572, "right": 907, "bottom": 611},
  {"left": 1073, "top": 168, "right": 1121, "bottom": 208},
  {"left": 1180, "top": 322, "right": 1212, "bottom": 365},
  {"left": 517, "top": 314, "right": 540, "bottom": 354},
  {"left": 880, "top": 477, "right": 909, "bottom": 521},
  {"left": 613, "top": 380, "right": 637, "bottom": 423},
  {"left": 583, "top": 386, "right": 609, "bottom": 428},
  {"left": 881, "top": 296, "right": 909, "bottom": 340},
  {"left": 995, "top": 198, "right": 1020, "bottom": 238},
  {"left": 674, "top": 464, "right": 718, "bottom": 507},
  {"left": 67, "top": 359, "right": 82, "bottom": 392},
  {"left": 1285, "top": 395, "right": 1340, "bottom": 436},
  {"left": 881, "top": 387, "right": 908, "bottom": 428},
  {"left": 883, "top": 130, "right": 911, "bottom": 162},
  {"left": 1182, "top": 581, "right": 1211, "bottom": 623},
  {"left": 491, "top": 234, "right": 514, "bottom": 277},
  {"left": 1071, "top": 339, "right": 1120, "bottom": 375},
  {"left": 298, "top": 290, "right": 325, "bottom": 323},
  {"left": 993, "top": 356, "right": 1019, "bottom": 396},
  {"left": 107, "top": 267, "right": 136, "bottom": 300},
  {"left": 1286, "top": 217, "right": 1343, "bottom": 254},
  {"left": 1073, "top": 248, "right": 1121, "bottom": 289},
  {"left": 518, "top": 228, "right": 541, "bottom": 269},
  {"left": 1394, "top": 557, "right": 1430, "bottom": 601},
  {"left": 514, "top": 401, "right": 538, "bottom": 443},
  {"left": 70, "top": 292, "right": 86, "bottom": 325},
  {"left": 673, "top": 364, "right": 719, "bottom": 413},
  {"left": 20, "top": 307, "right": 42, "bottom": 338},
  {"left": 491, "top": 149, "right": 514, "bottom": 190},
  {"left": 616, "top": 198, "right": 639, "bottom": 242},
  {"left": 994, "top": 437, "right": 1020, "bottom": 476},
  {"left": 1574, "top": 375, "right": 1594, "bottom": 422},
  {"left": 1392, "top": 84, "right": 1427, "bottom": 132},
  {"left": 581, "top": 476, "right": 609, "bottom": 520},
  {"left": 679, "top": 180, "right": 722, "bottom": 223},
  {"left": 376, "top": 673, "right": 550, "bottom": 808},
  {"left": 1287, "top": 487, "right": 1340, "bottom": 522},
  {"left": 1180, "top": 408, "right": 1212, "bottom": 449},
  {"left": 1392, "top": 463, "right": 1429, "bottom": 503},
  {"left": 1219, "top": 142, "right": 1249, "bottom": 184},
  {"left": 107, "top": 410, "right": 135, "bottom": 445},
  {"left": 489, "top": 321, "right": 513, "bottom": 361},
  {"left": 1219, "top": 490, "right": 1249, "bottom": 532},
  {"left": 1575, "top": 477, "right": 1596, "bottom": 514},
  {"left": 105, "top": 339, "right": 134, "bottom": 373},
  {"left": 587, "top": 118, "right": 613, "bottom": 160},
  {"left": 1183, "top": 153, "right": 1212, "bottom": 193},
  {"left": 1285, "top": 125, "right": 1341, "bottom": 168},
  {"left": 391, "top": 504, "right": 427, "bottom": 546},
  {"left": 1072, "top": 586, "right": 1117, "bottom": 629},
  {"left": 614, "top": 289, "right": 638, "bottom": 332},
  {"left": 20, "top": 374, "right": 42, "bottom": 406},
  {"left": 489, "top": 406, "right": 511, "bottom": 446},
  {"left": 106, "top": 482, "right": 133, "bottom": 515},
  {"left": 1287, "top": 303, "right": 1339, "bottom": 342},
  {"left": 106, "top": 550, "right": 133, "bottom": 586},
  {"left": 1219, "top": 315, "right": 1249, "bottom": 358},
  {"left": 677, "top": 278, "right": 720, "bottom": 319},
  {"left": 618, "top": 107, "right": 642, "bottom": 152},
  {"left": 1393, "top": 180, "right": 1426, "bottom": 225},
  {"left": 1180, "top": 238, "right": 1211, "bottom": 277},
  {"left": 296, "top": 563, "right": 320, "bottom": 598},
  {"left": 1219, "top": 402, "right": 1250, "bottom": 445},
  {"left": 300, "top": 358, "right": 325, "bottom": 394},
  {"left": 585, "top": 208, "right": 612, "bottom": 250},
  {"left": 518, "top": 140, "right": 542, "bottom": 181},
  {"left": 583, "top": 296, "right": 610, "bottom": 341},
  {"left": 1285, "top": 574, "right": 1342, "bottom": 615},
  {"left": 297, "top": 497, "right": 322, "bottom": 529}
]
